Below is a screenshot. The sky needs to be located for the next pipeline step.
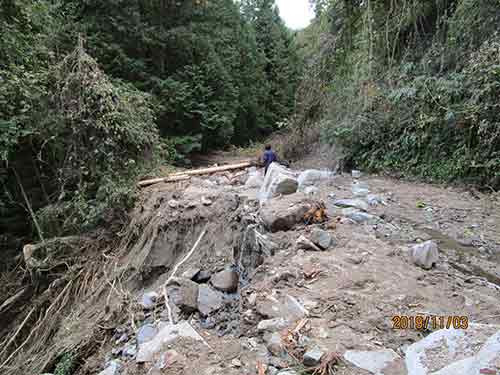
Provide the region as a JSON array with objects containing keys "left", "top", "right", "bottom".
[{"left": 276, "top": 0, "right": 315, "bottom": 30}]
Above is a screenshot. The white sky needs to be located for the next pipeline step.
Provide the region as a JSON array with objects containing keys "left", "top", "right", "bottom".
[{"left": 276, "top": 0, "right": 315, "bottom": 30}]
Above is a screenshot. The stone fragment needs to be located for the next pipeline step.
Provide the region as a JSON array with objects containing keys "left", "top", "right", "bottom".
[
  {"left": 197, "top": 284, "right": 223, "bottom": 316},
  {"left": 304, "top": 186, "right": 320, "bottom": 195},
  {"left": 303, "top": 346, "right": 324, "bottom": 367},
  {"left": 297, "top": 235, "right": 322, "bottom": 251},
  {"left": 246, "top": 171, "right": 265, "bottom": 188},
  {"left": 98, "top": 360, "right": 122, "bottom": 375},
  {"left": 298, "top": 169, "right": 333, "bottom": 188},
  {"left": 136, "top": 322, "right": 204, "bottom": 363},
  {"left": 201, "top": 196, "right": 213, "bottom": 206},
  {"left": 256, "top": 295, "right": 282, "bottom": 318},
  {"left": 259, "top": 163, "right": 298, "bottom": 202},
  {"left": 265, "top": 332, "right": 284, "bottom": 356},
  {"left": 168, "top": 200, "right": 179, "bottom": 209},
  {"left": 367, "top": 194, "right": 383, "bottom": 206},
  {"left": 344, "top": 349, "right": 400, "bottom": 375},
  {"left": 140, "top": 291, "right": 159, "bottom": 310},
  {"left": 352, "top": 170, "right": 362, "bottom": 179},
  {"left": 257, "top": 318, "right": 288, "bottom": 333},
  {"left": 194, "top": 270, "right": 211, "bottom": 283},
  {"left": 309, "top": 228, "right": 333, "bottom": 249},
  {"left": 182, "top": 267, "right": 201, "bottom": 281},
  {"left": 345, "top": 210, "right": 380, "bottom": 224},
  {"left": 283, "top": 295, "right": 308, "bottom": 320},
  {"left": 410, "top": 240, "right": 439, "bottom": 269},
  {"left": 210, "top": 269, "right": 239, "bottom": 293},
  {"left": 334, "top": 199, "right": 369, "bottom": 211},
  {"left": 137, "top": 324, "right": 158, "bottom": 345},
  {"left": 352, "top": 182, "right": 370, "bottom": 197},
  {"left": 167, "top": 277, "right": 199, "bottom": 313}
]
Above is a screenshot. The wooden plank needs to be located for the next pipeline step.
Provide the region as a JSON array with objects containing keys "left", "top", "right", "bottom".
[{"left": 137, "top": 174, "right": 190, "bottom": 188}]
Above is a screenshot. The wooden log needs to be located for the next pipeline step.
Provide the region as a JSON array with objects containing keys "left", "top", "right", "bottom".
[{"left": 138, "top": 161, "right": 253, "bottom": 188}]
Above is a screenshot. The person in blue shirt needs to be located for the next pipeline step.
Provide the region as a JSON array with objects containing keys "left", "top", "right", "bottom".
[{"left": 262, "top": 144, "right": 277, "bottom": 175}]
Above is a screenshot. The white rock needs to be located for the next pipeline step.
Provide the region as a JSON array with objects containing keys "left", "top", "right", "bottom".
[
  {"left": 297, "top": 235, "right": 322, "bottom": 251},
  {"left": 257, "top": 318, "right": 288, "bottom": 332},
  {"left": 245, "top": 170, "right": 265, "bottom": 188},
  {"left": 367, "top": 194, "right": 384, "bottom": 206},
  {"left": 297, "top": 169, "right": 333, "bottom": 189},
  {"left": 352, "top": 182, "right": 370, "bottom": 197},
  {"left": 284, "top": 295, "right": 308, "bottom": 320},
  {"left": 309, "top": 228, "right": 333, "bottom": 249},
  {"left": 344, "top": 349, "right": 400, "bottom": 375},
  {"left": 136, "top": 321, "right": 204, "bottom": 363},
  {"left": 303, "top": 346, "right": 325, "bottom": 367},
  {"left": 98, "top": 360, "right": 122, "bottom": 375},
  {"left": 140, "top": 291, "right": 159, "bottom": 310},
  {"left": 410, "top": 240, "right": 439, "bottom": 269},
  {"left": 334, "top": 199, "right": 369, "bottom": 211},
  {"left": 405, "top": 323, "right": 500, "bottom": 375},
  {"left": 304, "top": 186, "right": 320, "bottom": 195},
  {"left": 197, "top": 284, "right": 223, "bottom": 316},
  {"left": 352, "top": 170, "right": 362, "bottom": 178},
  {"left": 259, "top": 163, "right": 298, "bottom": 202}
]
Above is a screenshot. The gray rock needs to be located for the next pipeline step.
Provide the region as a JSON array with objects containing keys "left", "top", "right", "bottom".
[
  {"left": 137, "top": 324, "right": 159, "bottom": 345},
  {"left": 303, "top": 346, "right": 324, "bottom": 367},
  {"left": 410, "top": 240, "right": 439, "bottom": 269},
  {"left": 283, "top": 295, "right": 308, "bottom": 320},
  {"left": 405, "top": 323, "right": 500, "bottom": 375},
  {"left": 345, "top": 210, "right": 380, "bottom": 224},
  {"left": 255, "top": 295, "right": 282, "bottom": 318},
  {"left": 352, "top": 182, "right": 370, "bottom": 197},
  {"left": 168, "top": 199, "right": 179, "bottom": 209},
  {"left": 197, "top": 284, "right": 223, "bottom": 316},
  {"left": 366, "top": 194, "right": 383, "bottom": 206},
  {"left": 268, "top": 366, "right": 279, "bottom": 375},
  {"left": 210, "top": 269, "right": 239, "bottom": 293},
  {"left": 140, "top": 291, "right": 159, "bottom": 310},
  {"left": 304, "top": 186, "right": 320, "bottom": 195},
  {"left": 136, "top": 321, "right": 204, "bottom": 363},
  {"left": 98, "top": 360, "right": 122, "bottom": 375},
  {"left": 257, "top": 318, "right": 289, "bottom": 333},
  {"left": 201, "top": 196, "right": 213, "bottom": 206},
  {"left": 344, "top": 349, "right": 400, "bottom": 375},
  {"left": 265, "top": 332, "right": 284, "bottom": 356},
  {"left": 181, "top": 267, "right": 201, "bottom": 281},
  {"left": 309, "top": 228, "right": 333, "bottom": 250},
  {"left": 352, "top": 170, "right": 362, "bottom": 178},
  {"left": 122, "top": 344, "right": 137, "bottom": 358},
  {"left": 259, "top": 163, "right": 298, "bottom": 202},
  {"left": 296, "top": 235, "right": 322, "bottom": 251},
  {"left": 297, "top": 169, "right": 333, "bottom": 189},
  {"left": 256, "top": 295, "right": 308, "bottom": 321},
  {"left": 260, "top": 196, "right": 311, "bottom": 232},
  {"left": 277, "top": 371, "right": 298, "bottom": 375},
  {"left": 246, "top": 172, "right": 265, "bottom": 188},
  {"left": 167, "top": 277, "right": 199, "bottom": 313},
  {"left": 334, "top": 199, "right": 369, "bottom": 211}
]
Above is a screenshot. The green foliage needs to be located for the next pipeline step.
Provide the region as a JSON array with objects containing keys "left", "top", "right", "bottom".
[
  {"left": 54, "top": 352, "right": 74, "bottom": 375},
  {"left": 296, "top": 0, "right": 500, "bottom": 188}
]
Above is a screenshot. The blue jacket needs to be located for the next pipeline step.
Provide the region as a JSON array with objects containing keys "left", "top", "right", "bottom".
[{"left": 263, "top": 150, "right": 277, "bottom": 169}]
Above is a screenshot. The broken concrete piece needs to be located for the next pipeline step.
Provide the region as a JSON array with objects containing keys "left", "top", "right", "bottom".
[
  {"left": 309, "top": 228, "right": 333, "bottom": 249},
  {"left": 410, "top": 240, "right": 439, "bottom": 270},
  {"left": 136, "top": 321, "right": 204, "bottom": 363},
  {"left": 259, "top": 163, "right": 298, "bottom": 202},
  {"left": 98, "top": 360, "right": 122, "bottom": 375},
  {"left": 334, "top": 199, "right": 369, "bottom": 211},
  {"left": 405, "top": 323, "right": 500, "bottom": 375},
  {"left": 167, "top": 277, "right": 199, "bottom": 313},
  {"left": 344, "top": 349, "right": 400, "bottom": 375},
  {"left": 197, "top": 284, "right": 223, "bottom": 316},
  {"left": 303, "top": 346, "right": 324, "bottom": 367},
  {"left": 297, "top": 235, "right": 322, "bottom": 251},
  {"left": 257, "top": 318, "right": 288, "bottom": 333},
  {"left": 210, "top": 269, "right": 239, "bottom": 293}
]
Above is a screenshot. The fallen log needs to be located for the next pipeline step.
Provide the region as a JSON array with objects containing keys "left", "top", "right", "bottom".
[{"left": 138, "top": 161, "right": 253, "bottom": 188}]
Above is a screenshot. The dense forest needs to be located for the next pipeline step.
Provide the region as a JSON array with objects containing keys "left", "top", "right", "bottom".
[
  {"left": 292, "top": 0, "right": 500, "bottom": 188},
  {"left": 0, "top": 0, "right": 301, "bottom": 263}
]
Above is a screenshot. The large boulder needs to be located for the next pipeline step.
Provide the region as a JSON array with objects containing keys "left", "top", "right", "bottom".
[
  {"left": 259, "top": 163, "right": 298, "bottom": 202},
  {"left": 405, "top": 323, "right": 500, "bottom": 375},
  {"left": 297, "top": 169, "right": 333, "bottom": 189},
  {"left": 210, "top": 269, "right": 239, "bottom": 293},
  {"left": 410, "top": 241, "right": 439, "bottom": 269},
  {"left": 259, "top": 195, "right": 312, "bottom": 232},
  {"left": 167, "top": 277, "right": 199, "bottom": 313}
]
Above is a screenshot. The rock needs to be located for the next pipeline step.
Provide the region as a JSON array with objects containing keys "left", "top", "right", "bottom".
[
  {"left": 98, "top": 360, "right": 122, "bottom": 375},
  {"left": 137, "top": 324, "right": 159, "bottom": 345},
  {"left": 283, "top": 295, "right": 308, "bottom": 320},
  {"left": 303, "top": 346, "right": 324, "bottom": 367},
  {"left": 297, "top": 169, "right": 333, "bottom": 189},
  {"left": 367, "top": 194, "right": 383, "bottom": 206},
  {"left": 268, "top": 366, "right": 279, "bottom": 375},
  {"left": 345, "top": 210, "right": 380, "bottom": 224},
  {"left": 334, "top": 199, "right": 369, "bottom": 211},
  {"left": 352, "top": 170, "right": 362, "bottom": 178},
  {"left": 260, "top": 196, "right": 312, "bottom": 232},
  {"left": 247, "top": 292, "right": 257, "bottom": 306},
  {"left": 136, "top": 321, "right": 204, "bottom": 363},
  {"left": 410, "top": 240, "right": 439, "bottom": 270},
  {"left": 157, "top": 350, "right": 185, "bottom": 369},
  {"left": 167, "top": 277, "right": 199, "bottom": 313},
  {"left": 405, "top": 323, "right": 500, "bottom": 375},
  {"left": 304, "top": 186, "right": 320, "bottom": 195},
  {"left": 256, "top": 295, "right": 282, "bottom": 318},
  {"left": 201, "top": 196, "right": 213, "bottom": 206},
  {"left": 194, "top": 270, "right": 211, "bottom": 283},
  {"left": 231, "top": 358, "right": 242, "bottom": 368},
  {"left": 257, "top": 318, "right": 289, "bottom": 333},
  {"left": 297, "top": 235, "right": 322, "bottom": 251},
  {"left": 309, "top": 228, "right": 333, "bottom": 250},
  {"left": 344, "top": 349, "right": 400, "bottom": 375},
  {"left": 168, "top": 199, "right": 179, "bottom": 209},
  {"left": 246, "top": 171, "right": 265, "bottom": 188},
  {"left": 277, "top": 371, "right": 298, "bottom": 375},
  {"left": 140, "top": 291, "right": 159, "bottom": 310},
  {"left": 265, "top": 332, "right": 284, "bottom": 356},
  {"left": 182, "top": 267, "right": 201, "bottom": 281},
  {"left": 122, "top": 344, "right": 137, "bottom": 358},
  {"left": 197, "top": 284, "right": 223, "bottom": 316},
  {"left": 352, "top": 182, "right": 370, "bottom": 197},
  {"left": 210, "top": 269, "right": 239, "bottom": 293},
  {"left": 259, "top": 163, "right": 298, "bottom": 202}
]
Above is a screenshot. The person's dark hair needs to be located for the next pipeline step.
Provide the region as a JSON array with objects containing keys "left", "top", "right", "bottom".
[{"left": 265, "top": 144, "right": 272, "bottom": 150}]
